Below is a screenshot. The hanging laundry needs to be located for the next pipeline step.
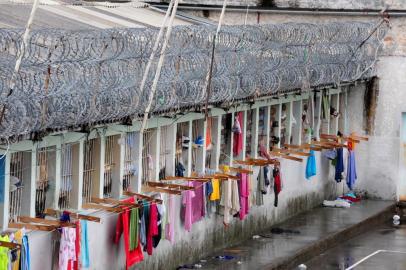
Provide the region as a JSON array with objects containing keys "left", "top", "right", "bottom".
[
  {"left": 175, "top": 162, "right": 186, "bottom": 177},
  {"left": 206, "top": 118, "right": 213, "bottom": 150},
  {"left": 182, "top": 182, "right": 196, "bottom": 232},
  {"left": 321, "top": 91, "right": 330, "bottom": 119},
  {"left": 238, "top": 173, "right": 250, "bottom": 220},
  {"left": 20, "top": 235, "right": 30, "bottom": 270},
  {"left": 256, "top": 167, "right": 265, "bottom": 206},
  {"left": 210, "top": 178, "right": 221, "bottom": 201},
  {"left": 140, "top": 200, "right": 149, "bottom": 249},
  {"left": 156, "top": 194, "right": 166, "bottom": 242},
  {"left": 59, "top": 227, "right": 76, "bottom": 270},
  {"left": 129, "top": 208, "right": 139, "bottom": 251},
  {"left": 165, "top": 195, "right": 175, "bottom": 243},
  {"left": 80, "top": 220, "right": 90, "bottom": 269},
  {"left": 114, "top": 198, "right": 144, "bottom": 270},
  {"left": 147, "top": 203, "right": 158, "bottom": 255},
  {"left": 347, "top": 150, "right": 357, "bottom": 190},
  {"left": 251, "top": 166, "right": 260, "bottom": 206},
  {"left": 192, "top": 181, "right": 205, "bottom": 223},
  {"left": 71, "top": 221, "right": 81, "bottom": 270},
  {"left": 273, "top": 167, "right": 282, "bottom": 207},
  {"left": 305, "top": 150, "right": 317, "bottom": 179},
  {"left": 11, "top": 230, "right": 23, "bottom": 270},
  {"left": 335, "top": 148, "right": 345, "bottom": 182},
  {"left": 233, "top": 112, "right": 244, "bottom": 156},
  {"left": 0, "top": 234, "right": 10, "bottom": 270},
  {"left": 259, "top": 144, "right": 271, "bottom": 160},
  {"left": 220, "top": 180, "right": 232, "bottom": 225}
]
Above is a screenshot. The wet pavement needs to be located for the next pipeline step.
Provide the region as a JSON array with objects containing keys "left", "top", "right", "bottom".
[
  {"left": 304, "top": 223, "right": 406, "bottom": 270},
  {"left": 177, "top": 200, "right": 394, "bottom": 270}
]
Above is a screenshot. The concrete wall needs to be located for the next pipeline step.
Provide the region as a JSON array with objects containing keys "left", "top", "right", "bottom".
[{"left": 28, "top": 146, "right": 339, "bottom": 270}]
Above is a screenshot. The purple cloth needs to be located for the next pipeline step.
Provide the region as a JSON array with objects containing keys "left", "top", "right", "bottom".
[
  {"left": 182, "top": 183, "right": 195, "bottom": 232},
  {"left": 346, "top": 150, "right": 357, "bottom": 190},
  {"left": 192, "top": 181, "right": 205, "bottom": 223},
  {"left": 238, "top": 173, "right": 249, "bottom": 220}
]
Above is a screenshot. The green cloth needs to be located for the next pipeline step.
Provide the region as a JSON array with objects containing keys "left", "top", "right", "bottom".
[
  {"left": 129, "top": 208, "right": 139, "bottom": 251},
  {"left": 0, "top": 234, "right": 10, "bottom": 270}
]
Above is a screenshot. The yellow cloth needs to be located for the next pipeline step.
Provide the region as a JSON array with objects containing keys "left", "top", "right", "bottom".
[
  {"left": 12, "top": 230, "right": 23, "bottom": 270},
  {"left": 210, "top": 179, "right": 220, "bottom": 201},
  {"left": 0, "top": 234, "right": 10, "bottom": 270}
]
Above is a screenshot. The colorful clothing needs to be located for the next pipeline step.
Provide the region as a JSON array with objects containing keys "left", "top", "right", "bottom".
[
  {"left": 273, "top": 167, "right": 282, "bottom": 207},
  {"left": 238, "top": 173, "right": 249, "bottom": 220},
  {"left": 59, "top": 227, "right": 76, "bottom": 270},
  {"left": 210, "top": 179, "right": 220, "bottom": 201},
  {"left": 0, "top": 235, "right": 10, "bottom": 270},
  {"left": 305, "top": 150, "right": 317, "bottom": 179},
  {"left": 165, "top": 195, "right": 175, "bottom": 243},
  {"left": 335, "top": 147, "right": 344, "bottom": 182},
  {"left": 114, "top": 198, "right": 144, "bottom": 270},
  {"left": 192, "top": 181, "right": 205, "bottom": 223},
  {"left": 233, "top": 112, "right": 244, "bottom": 156},
  {"left": 20, "top": 235, "right": 30, "bottom": 270},
  {"left": 80, "top": 220, "right": 90, "bottom": 268},
  {"left": 147, "top": 203, "right": 158, "bottom": 255},
  {"left": 347, "top": 150, "right": 357, "bottom": 190},
  {"left": 12, "top": 230, "right": 23, "bottom": 270},
  {"left": 182, "top": 183, "right": 196, "bottom": 232}
]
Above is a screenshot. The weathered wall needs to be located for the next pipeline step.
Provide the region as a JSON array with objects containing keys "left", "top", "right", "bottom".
[{"left": 29, "top": 151, "right": 339, "bottom": 270}]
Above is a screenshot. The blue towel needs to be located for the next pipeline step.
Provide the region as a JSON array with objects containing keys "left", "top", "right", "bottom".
[
  {"left": 81, "top": 220, "right": 90, "bottom": 268},
  {"left": 305, "top": 150, "right": 317, "bottom": 179},
  {"left": 346, "top": 151, "right": 357, "bottom": 190}
]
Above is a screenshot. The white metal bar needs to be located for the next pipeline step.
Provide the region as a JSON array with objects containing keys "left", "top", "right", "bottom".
[
  {"left": 251, "top": 108, "right": 259, "bottom": 159},
  {"left": 53, "top": 139, "right": 62, "bottom": 209},
  {"left": 0, "top": 151, "right": 11, "bottom": 229}
]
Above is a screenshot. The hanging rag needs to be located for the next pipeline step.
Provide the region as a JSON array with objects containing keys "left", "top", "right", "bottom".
[
  {"left": 59, "top": 227, "right": 76, "bottom": 270},
  {"left": 346, "top": 150, "right": 357, "bottom": 190},
  {"left": 114, "top": 198, "right": 144, "bottom": 269},
  {"left": 209, "top": 179, "right": 220, "bottom": 201},
  {"left": 220, "top": 180, "right": 233, "bottom": 225},
  {"left": 305, "top": 150, "right": 317, "bottom": 179},
  {"left": 334, "top": 148, "right": 345, "bottom": 182},
  {"left": 70, "top": 221, "right": 81, "bottom": 270},
  {"left": 238, "top": 173, "right": 250, "bottom": 220},
  {"left": 273, "top": 167, "right": 282, "bottom": 207},
  {"left": 20, "top": 235, "right": 30, "bottom": 270},
  {"left": 129, "top": 208, "right": 139, "bottom": 251},
  {"left": 165, "top": 195, "right": 175, "bottom": 243},
  {"left": 80, "top": 220, "right": 90, "bottom": 268},
  {"left": 147, "top": 203, "right": 158, "bottom": 255},
  {"left": 175, "top": 162, "right": 186, "bottom": 177},
  {"left": 0, "top": 235, "right": 10, "bottom": 270},
  {"left": 206, "top": 118, "right": 213, "bottom": 150},
  {"left": 182, "top": 182, "right": 195, "bottom": 232},
  {"left": 256, "top": 167, "right": 265, "bottom": 206},
  {"left": 192, "top": 180, "right": 205, "bottom": 223},
  {"left": 233, "top": 112, "right": 243, "bottom": 156}
]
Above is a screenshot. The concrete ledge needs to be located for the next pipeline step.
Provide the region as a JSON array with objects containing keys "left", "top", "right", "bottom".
[{"left": 269, "top": 203, "right": 395, "bottom": 270}]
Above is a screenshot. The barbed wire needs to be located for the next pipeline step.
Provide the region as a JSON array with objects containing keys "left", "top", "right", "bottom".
[{"left": 0, "top": 22, "right": 387, "bottom": 140}]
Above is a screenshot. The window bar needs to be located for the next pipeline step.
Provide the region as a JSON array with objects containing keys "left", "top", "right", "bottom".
[
  {"left": 82, "top": 139, "right": 95, "bottom": 204},
  {"left": 123, "top": 132, "right": 136, "bottom": 192},
  {"left": 9, "top": 152, "right": 23, "bottom": 222},
  {"left": 104, "top": 136, "right": 115, "bottom": 198},
  {"left": 35, "top": 148, "right": 49, "bottom": 217},
  {"left": 142, "top": 129, "right": 153, "bottom": 184},
  {"left": 59, "top": 144, "right": 73, "bottom": 209},
  {"left": 192, "top": 121, "right": 198, "bottom": 172},
  {"left": 159, "top": 127, "right": 168, "bottom": 180}
]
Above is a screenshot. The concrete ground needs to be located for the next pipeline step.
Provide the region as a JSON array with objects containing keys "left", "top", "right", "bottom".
[
  {"left": 177, "top": 200, "right": 394, "bottom": 270},
  {"left": 303, "top": 223, "right": 406, "bottom": 270}
]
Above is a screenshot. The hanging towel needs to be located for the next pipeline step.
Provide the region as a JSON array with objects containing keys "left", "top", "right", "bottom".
[
  {"left": 165, "top": 195, "right": 175, "bottom": 243},
  {"left": 12, "top": 230, "right": 23, "bottom": 270},
  {"left": 238, "top": 173, "right": 249, "bottom": 220},
  {"left": 192, "top": 181, "right": 205, "bottom": 223},
  {"left": 206, "top": 118, "right": 212, "bottom": 150},
  {"left": 347, "top": 150, "right": 357, "bottom": 190},
  {"left": 305, "top": 150, "right": 317, "bottom": 179},
  {"left": 220, "top": 180, "right": 233, "bottom": 225},
  {"left": 80, "top": 220, "right": 90, "bottom": 268},
  {"left": 182, "top": 183, "right": 195, "bottom": 232},
  {"left": 233, "top": 112, "right": 244, "bottom": 156},
  {"left": 20, "top": 235, "right": 30, "bottom": 270},
  {"left": 147, "top": 203, "right": 158, "bottom": 255},
  {"left": 273, "top": 167, "right": 282, "bottom": 207},
  {"left": 59, "top": 227, "right": 76, "bottom": 270},
  {"left": 335, "top": 148, "right": 344, "bottom": 182},
  {"left": 0, "top": 235, "right": 9, "bottom": 270},
  {"left": 114, "top": 198, "right": 144, "bottom": 270},
  {"left": 129, "top": 208, "right": 138, "bottom": 251}
]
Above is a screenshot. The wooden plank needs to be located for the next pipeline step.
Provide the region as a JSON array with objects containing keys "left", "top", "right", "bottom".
[
  {"left": 82, "top": 203, "right": 123, "bottom": 213},
  {"left": 8, "top": 222, "right": 56, "bottom": 231},
  {"left": 17, "top": 216, "right": 75, "bottom": 228},
  {"left": 90, "top": 197, "right": 139, "bottom": 208},
  {"left": 272, "top": 147, "right": 311, "bottom": 157},
  {"left": 123, "top": 191, "right": 163, "bottom": 204},
  {"left": 146, "top": 181, "right": 194, "bottom": 191},
  {"left": 0, "top": 241, "right": 21, "bottom": 249},
  {"left": 141, "top": 186, "right": 182, "bottom": 195},
  {"left": 44, "top": 208, "right": 101, "bottom": 223}
]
